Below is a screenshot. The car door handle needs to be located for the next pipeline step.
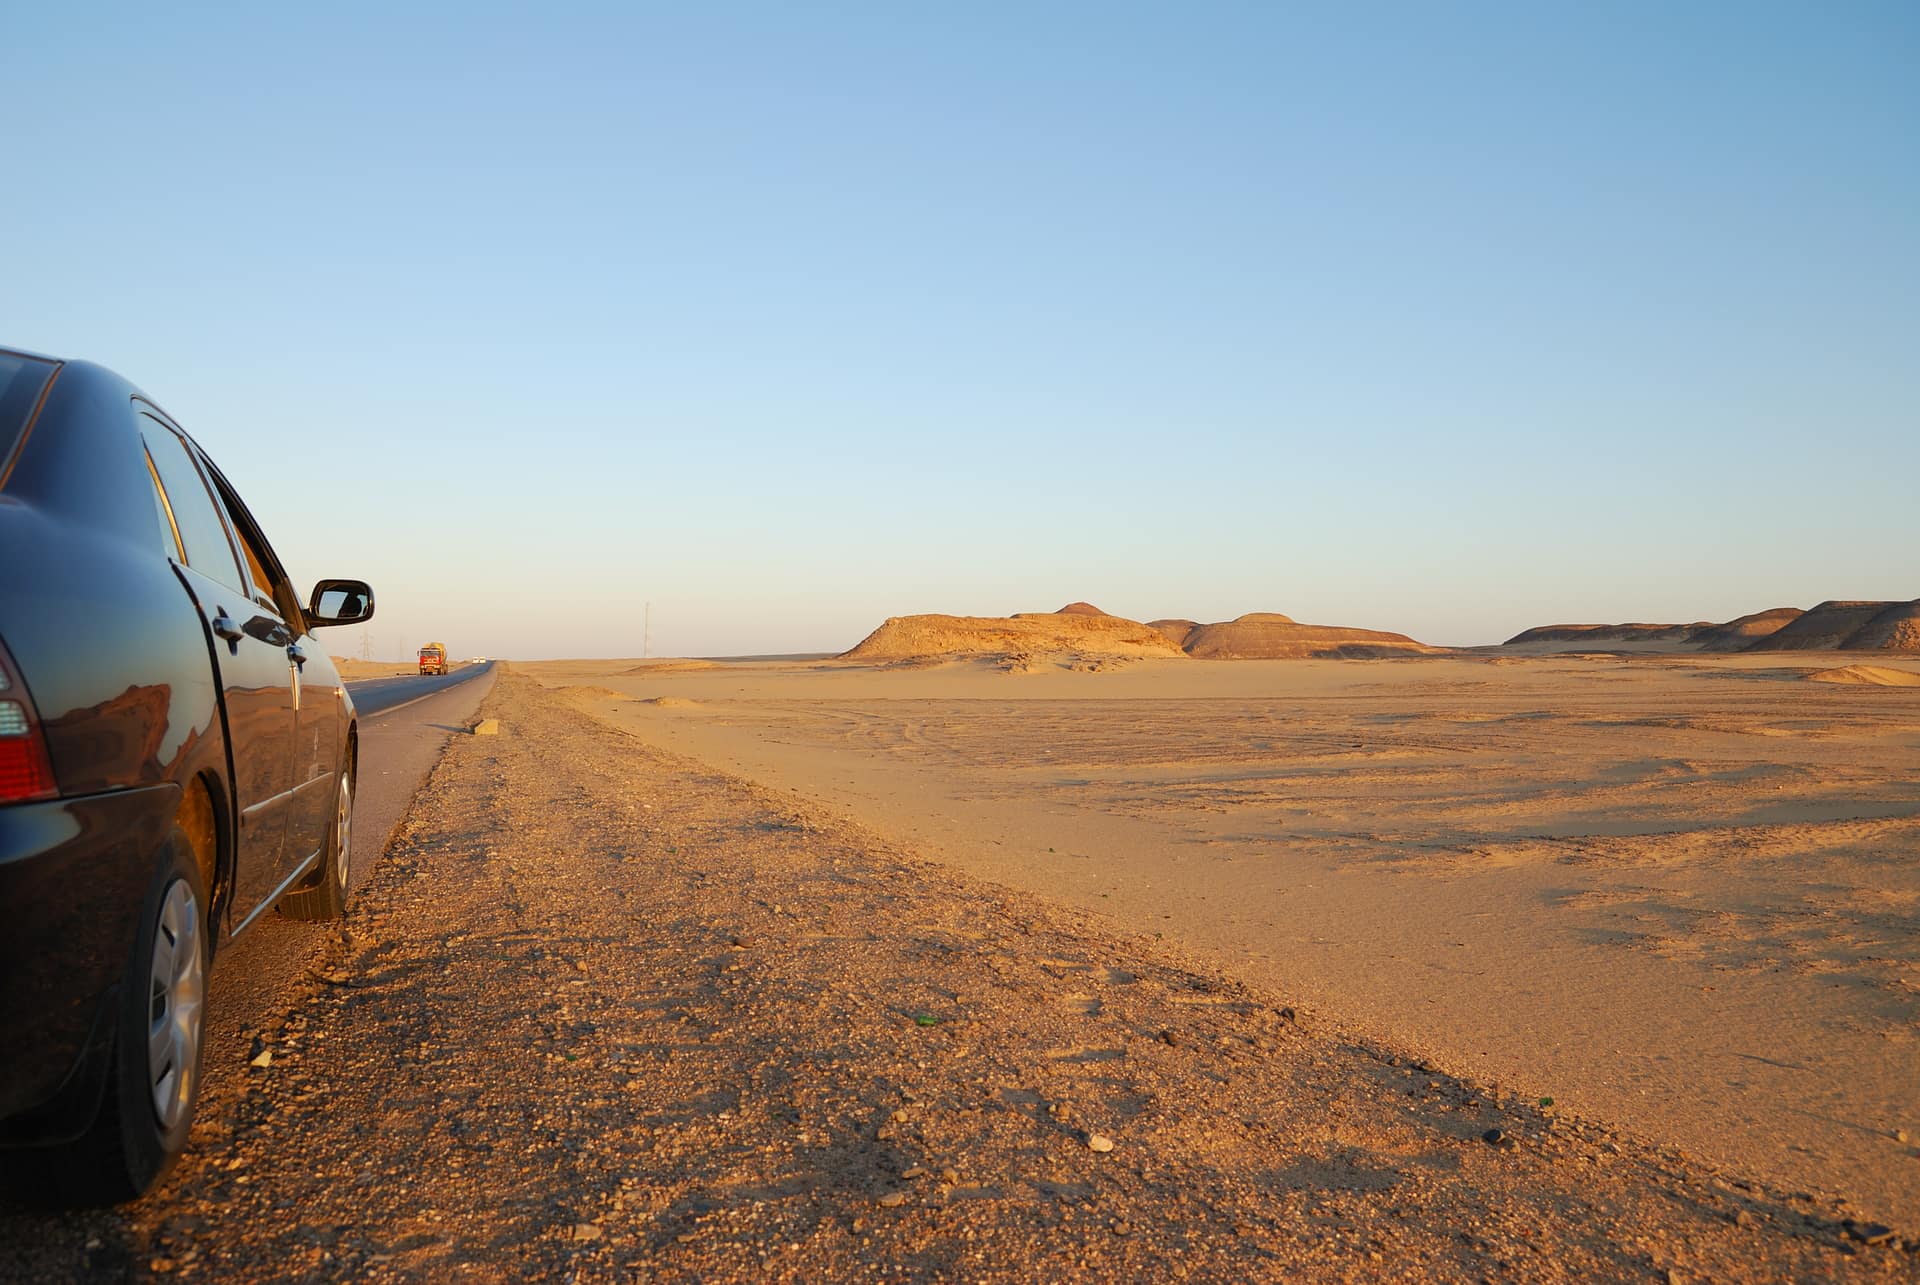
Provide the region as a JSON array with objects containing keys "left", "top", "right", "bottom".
[
  {"left": 287, "top": 643, "right": 306, "bottom": 668},
  {"left": 211, "top": 611, "right": 244, "bottom": 651}
]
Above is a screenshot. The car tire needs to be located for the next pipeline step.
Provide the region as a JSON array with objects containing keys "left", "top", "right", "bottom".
[
  {"left": 278, "top": 768, "right": 352, "bottom": 922},
  {"left": 8, "top": 828, "right": 208, "bottom": 1206}
]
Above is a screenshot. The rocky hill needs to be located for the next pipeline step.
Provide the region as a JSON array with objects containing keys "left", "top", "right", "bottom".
[
  {"left": 1745, "top": 600, "right": 1920, "bottom": 652},
  {"left": 1505, "top": 600, "right": 1918, "bottom": 653},
  {"left": 1689, "top": 608, "right": 1804, "bottom": 651},
  {"left": 1504, "top": 623, "right": 1706, "bottom": 647},
  {"left": 1182, "top": 613, "right": 1437, "bottom": 660},
  {"left": 841, "top": 611, "right": 1185, "bottom": 662},
  {"left": 842, "top": 605, "right": 1437, "bottom": 664}
]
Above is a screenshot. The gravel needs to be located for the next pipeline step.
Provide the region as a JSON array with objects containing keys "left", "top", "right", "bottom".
[{"left": 1, "top": 669, "right": 1909, "bottom": 1282}]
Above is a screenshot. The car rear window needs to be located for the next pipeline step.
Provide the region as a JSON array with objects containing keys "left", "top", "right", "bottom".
[{"left": 0, "top": 352, "right": 58, "bottom": 481}]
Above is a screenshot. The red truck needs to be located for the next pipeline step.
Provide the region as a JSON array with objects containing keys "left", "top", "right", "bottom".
[{"left": 418, "top": 642, "right": 449, "bottom": 676}]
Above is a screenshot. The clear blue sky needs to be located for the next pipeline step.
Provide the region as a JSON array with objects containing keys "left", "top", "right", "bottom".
[{"left": 8, "top": 3, "right": 1916, "bottom": 656}]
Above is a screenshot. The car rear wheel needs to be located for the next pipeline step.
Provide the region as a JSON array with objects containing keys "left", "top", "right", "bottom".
[
  {"left": 278, "top": 768, "right": 352, "bottom": 921},
  {"left": 8, "top": 829, "right": 207, "bottom": 1206}
]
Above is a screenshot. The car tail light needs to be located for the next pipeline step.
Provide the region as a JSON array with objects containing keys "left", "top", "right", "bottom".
[{"left": 0, "top": 639, "right": 56, "bottom": 804}]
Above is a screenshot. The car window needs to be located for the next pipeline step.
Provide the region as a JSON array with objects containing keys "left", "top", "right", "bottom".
[
  {"left": 197, "top": 455, "right": 302, "bottom": 626},
  {"left": 208, "top": 479, "right": 282, "bottom": 615},
  {"left": 0, "top": 351, "right": 58, "bottom": 484},
  {"left": 143, "top": 446, "right": 186, "bottom": 561},
  {"left": 139, "top": 417, "right": 246, "bottom": 594}
]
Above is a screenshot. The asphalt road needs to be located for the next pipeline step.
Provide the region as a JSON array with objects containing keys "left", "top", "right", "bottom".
[
  {"left": 0, "top": 661, "right": 498, "bottom": 1270},
  {"left": 343, "top": 659, "right": 494, "bottom": 716}
]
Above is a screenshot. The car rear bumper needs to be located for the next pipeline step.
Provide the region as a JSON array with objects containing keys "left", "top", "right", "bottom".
[{"left": 0, "top": 783, "right": 178, "bottom": 1144}]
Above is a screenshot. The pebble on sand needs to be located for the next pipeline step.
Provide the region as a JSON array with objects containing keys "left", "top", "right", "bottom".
[{"left": 1087, "top": 1134, "right": 1115, "bottom": 1153}]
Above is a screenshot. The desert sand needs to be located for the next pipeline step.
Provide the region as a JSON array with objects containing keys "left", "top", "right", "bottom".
[
  {"left": 18, "top": 668, "right": 1909, "bottom": 1280},
  {"left": 330, "top": 657, "right": 427, "bottom": 681},
  {"left": 521, "top": 649, "right": 1920, "bottom": 1232}
]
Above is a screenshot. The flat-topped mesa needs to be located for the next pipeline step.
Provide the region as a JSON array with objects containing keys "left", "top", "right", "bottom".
[
  {"left": 1503, "top": 622, "right": 1707, "bottom": 647},
  {"left": 840, "top": 612, "right": 1186, "bottom": 662},
  {"left": 1183, "top": 613, "right": 1436, "bottom": 660}
]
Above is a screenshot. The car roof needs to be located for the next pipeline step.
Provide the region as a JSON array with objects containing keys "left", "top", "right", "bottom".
[{"left": 0, "top": 344, "right": 65, "bottom": 365}]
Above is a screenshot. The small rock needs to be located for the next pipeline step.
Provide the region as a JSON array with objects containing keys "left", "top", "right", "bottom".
[
  {"left": 877, "top": 1192, "right": 907, "bottom": 1208},
  {"left": 1087, "top": 1134, "right": 1115, "bottom": 1153},
  {"left": 1112, "top": 1221, "right": 1132, "bottom": 1236},
  {"left": 941, "top": 1168, "right": 960, "bottom": 1185},
  {"left": 1158, "top": 1030, "right": 1179, "bottom": 1047},
  {"left": 901, "top": 1166, "right": 927, "bottom": 1180},
  {"left": 150, "top": 1259, "right": 177, "bottom": 1274},
  {"left": 1841, "top": 1219, "right": 1896, "bottom": 1247},
  {"left": 571, "top": 1223, "right": 602, "bottom": 1242},
  {"left": 574, "top": 960, "right": 589, "bottom": 973},
  {"left": 1896, "top": 1129, "right": 1910, "bottom": 1144},
  {"left": 890, "top": 1109, "right": 908, "bottom": 1123},
  {"left": 1482, "top": 1128, "right": 1510, "bottom": 1147},
  {"left": 249, "top": 1049, "right": 272, "bottom": 1070},
  {"left": 473, "top": 718, "right": 500, "bottom": 736},
  {"left": 1278, "top": 1007, "right": 1296, "bottom": 1023}
]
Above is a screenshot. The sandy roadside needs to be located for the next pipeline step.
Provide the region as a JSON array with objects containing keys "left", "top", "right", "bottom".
[
  {"left": 5, "top": 669, "right": 1906, "bottom": 1282},
  {"left": 518, "top": 651, "right": 1920, "bottom": 1230}
]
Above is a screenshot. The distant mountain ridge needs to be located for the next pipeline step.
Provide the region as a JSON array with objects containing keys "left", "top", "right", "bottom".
[{"left": 1505, "top": 600, "right": 1919, "bottom": 653}]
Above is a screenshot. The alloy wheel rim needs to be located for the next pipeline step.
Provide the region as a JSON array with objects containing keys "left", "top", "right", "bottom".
[
  {"left": 147, "top": 879, "right": 204, "bottom": 1129},
  {"left": 335, "top": 777, "right": 352, "bottom": 894}
]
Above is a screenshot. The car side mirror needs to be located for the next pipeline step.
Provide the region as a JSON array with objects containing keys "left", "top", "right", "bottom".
[{"left": 307, "top": 578, "right": 375, "bottom": 627}]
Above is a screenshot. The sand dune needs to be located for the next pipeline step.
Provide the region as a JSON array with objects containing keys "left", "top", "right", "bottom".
[
  {"left": 1805, "top": 664, "right": 1920, "bottom": 686},
  {"left": 1183, "top": 612, "right": 1437, "bottom": 659},
  {"left": 622, "top": 659, "right": 722, "bottom": 674}
]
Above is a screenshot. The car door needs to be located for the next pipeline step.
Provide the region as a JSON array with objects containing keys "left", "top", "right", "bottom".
[
  {"left": 195, "top": 453, "right": 340, "bottom": 872},
  {"left": 138, "top": 412, "right": 299, "bottom": 925}
]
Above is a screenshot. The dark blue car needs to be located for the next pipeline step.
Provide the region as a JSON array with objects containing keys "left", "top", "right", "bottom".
[{"left": 0, "top": 347, "right": 374, "bottom": 1204}]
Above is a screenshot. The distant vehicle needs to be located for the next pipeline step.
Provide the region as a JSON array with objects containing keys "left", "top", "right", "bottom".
[
  {"left": 418, "top": 643, "right": 448, "bottom": 676},
  {"left": 0, "top": 346, "right": 375, "bottom": 1204}
]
